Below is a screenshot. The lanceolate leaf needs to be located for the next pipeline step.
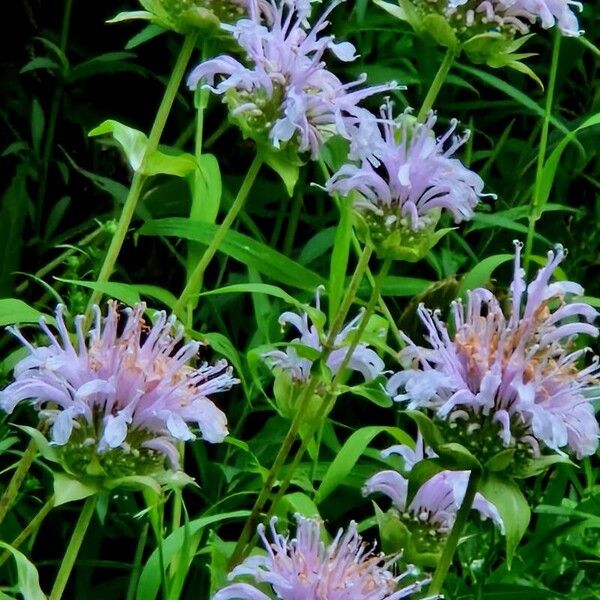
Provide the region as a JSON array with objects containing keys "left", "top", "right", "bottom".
[
  {"left": 478, "top": 473, "right": 530, "bottom": 567},
  {"left": 139, "top": 218, "right": 325, "bottom": 291}
]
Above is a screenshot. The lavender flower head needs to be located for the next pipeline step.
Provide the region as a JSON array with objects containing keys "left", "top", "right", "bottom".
[
  {"left": 364, "top": 436, "right": 503, "bottom": 537},
  {"left": 187, "top": 0, "right": 394, "bottom": 158},
  {"left": 444, "top": 0, "right": 583, "bottom": 37},
  {"left": 398, "top": 0, "right": 583, "bottom": 38},
  {"left": 214, "top": 515, "right": 429, "bottom": 600},
  {"left": 0, "top": 301, "right": 239, "bottom": 480},
  {"left": 326, "top": 103, "right": 490, "bottom": 260},
  {"left": 262, "top": 291, "right": 385, "bottom": 383},
  {"left": 117, "top": 0, "right": 273, "bottom": 35},
  {"left": 388, "top": 242, "right": 600, "bottom": 466}
]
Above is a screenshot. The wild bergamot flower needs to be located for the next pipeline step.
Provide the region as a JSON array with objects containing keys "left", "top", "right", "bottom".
[
  {"left": 0, "top": 301, "right": 238, "bottom": 480},
  {"left": 388, "top": 242, "right": 600, "bottom": 465}
]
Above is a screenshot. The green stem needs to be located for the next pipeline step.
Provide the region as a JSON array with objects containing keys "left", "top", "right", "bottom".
[
  {"left": 0, "top": 439, "right": 38, "bottom": 526},
  {"left": 227, "top": 244, "right": 374, "bottom": 569},
  {"left": 0, "top": 495, "right": 54, "bottom": 567},
  {"left": 126, "top": 522, "right": 149, "bottom": 600},
  {"left": 174, "top": 153, "right": 263, "bottom": 322},
  {"left": 428, "top": 470, "right": 481, "bottom": 596},
  {"left": 86, "top": 33, "right": 198, "bottom": 315},
  {"left": 417, "top": 47, "right": 456, "bottom": 123},
  {"left": 524, "top": 31, "right": 561, "bottom": 271},
  {"left": 49, "top": 494, "right": 97, "bottom": 600},
  {"left": 266, "top": 257, "right": 392, "bottom": 518}
]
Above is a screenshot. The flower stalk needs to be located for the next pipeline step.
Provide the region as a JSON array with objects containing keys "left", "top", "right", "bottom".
[
  {"left": 227, "top": 243, "right": 374, "bottom": 568},
  {"left": 0, "top": 439, "right": 38, "bottom": 526},
  {"left": 417, "top": 47, "right": 456, "bottom": 123},
  {"left": 87, "top": 32, "right": 198, "bottom": 316},
  {"left": 174, "top": 153, "right": 263, "bottom": 322},
  {"left": 265, "top": 258, "right": 393, "bottom": 521},
  {"left": 428, "top": 471, "right": 481, "bottom": 595},
  {"left": 524, "top": 30, "right": 561, "bottom": 270},
  {"left": 49, "top": 494, "right": 98, "bottom": 600}
]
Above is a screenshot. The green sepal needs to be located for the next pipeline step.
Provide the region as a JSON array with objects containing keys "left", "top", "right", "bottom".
[
  {"left": 374, "top": 502, "right": 442, "bottom": 568},
  {"left": 485, "top": 448, "right": 516, "bottom": 472},
  {"left": 513, "top": 453, "right": 574, "bottom": 478}
]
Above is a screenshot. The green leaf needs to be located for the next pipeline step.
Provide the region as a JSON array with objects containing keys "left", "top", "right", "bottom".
[
  {"left": 403, "top": 410, "right": 445, "bottom": 450},
  {"left": 89, "top": 119, "right": 197, "bottom": 176},
  {"left": 478, "top": 473, "right": 530, "bottom": 566},
  {"left": 55, "top": 278, "right": 141, "bottom": 306},
  {"left": 486, "top": 448, "right": 516, "bottom": 472},
  {"left": 89, "top": 119, "right": 147, "bottom": 171},
  {"left": 514, "top": 454, "right": 573, "bottom": 478},
  {"left": 454, "top": 63, "right": 574, "bottom": 138},
  {"left": 347, "top": 380, "right": 393, "bottom": 408},
  {"left": 0, "top": 299, "right": 51, "bottom": 327},
  {"left": 458, "top": 253, "right": 513, "bottom": 298},
  {"left": 260, "top": 145, "right": 302, "bottom": 196},
  {"left": 280, "top": 492, "right": 320, "bottom": 518},
  {"left": 422, "top": 13, "right": 458, "bottom": 48},
  {"left": 136, "top": 510, "right": 250, "bottom": 600},
  {"left": 31, "top": 98, "right": 45, "bottom": 157},
  {"left": 436, "top": 442, "right": 482, "bottom": 471},
  {"left": 15, "top": 425, "right": 60, "bottom": 464},
  {"left": 139, "top": 218, "right": 325, "bottom": 291},
  {"left": 373, "top": 0, "right": 411, "bottom": 21},
  {"left": 315, "top": 426, "right": 413, "bottom": 504},
  {"left": 20, "top": 56, "right": 60, "bottom": 74},
  {"left": 53, "top": 472, "right": 98, "bottom": 506},
  {"left": 0, "top": 542, "right": 46, "bottom": 600},
  {"left": 536, "top": 112, "right": 600, "bottom": 214}
]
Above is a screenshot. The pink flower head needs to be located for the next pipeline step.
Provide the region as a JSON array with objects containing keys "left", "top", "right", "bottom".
[
  {"left": 326, "top": 103, "right": 490, "bottom": 233},
  {"left": 364, "top": 437, "right": 503, "bottom": 534},
  {"left": 389, "top": 242, "right": 600, "bottom": 461},
  {"left": 188, "top": 0, "right": 395, "bottom": 158},
  {"left": 0, "top": 301, "right": 239, "bottom": 473},
  {"left": 214, "top": 515, "right": 429, "bottom": 600},
  {"left": 262, "top": 291, "right": 386, "bottom": 382}
]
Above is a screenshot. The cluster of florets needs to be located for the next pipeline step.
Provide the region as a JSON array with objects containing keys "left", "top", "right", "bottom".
[
  {"left": 389, "top": 242, "right": 600, "bottom": 464},
  {"left": 188, "top": 0, "right": 395, "bottom": 158},
  {"left": 0, "top": 301, "right": 238, "bottom": 481},
  {"left": 326, "top": 103, "right": 491, "bottom": 259},
  {"left": 364, "top": 435, "right": 503, "bottom": 558},
  {"left": 413, "top": 0, "right": 582, "bottom": 37},
  {"left": 215, "top": 515, "right": 430, "bottom": 599}
]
